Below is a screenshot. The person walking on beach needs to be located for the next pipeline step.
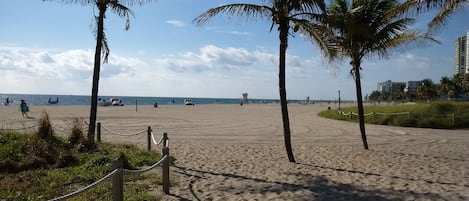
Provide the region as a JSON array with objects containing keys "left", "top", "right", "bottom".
[{"left": 19, "top": 99, "right": 29, "bottom": 117}]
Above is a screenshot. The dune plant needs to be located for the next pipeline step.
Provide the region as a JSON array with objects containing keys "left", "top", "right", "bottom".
[
  {"left": 319, "top": 101, "right": 469, "bottom": 129},
  {"left": 0, "top": 131, "right": 168, "bottom": 200},
  {"left": 68, "top": 117, "right": 86, "bottom": 146},
  {"left": 37, "top": 110, "right": 54, "bottom": 140}
]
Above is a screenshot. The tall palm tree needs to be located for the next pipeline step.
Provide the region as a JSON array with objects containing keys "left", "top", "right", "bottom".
[
  {"left": 45, "top": 0, "right": 153, "bottom": 145},
  {"left": 323, "top": 0, "right": 436, "bottom": 149},
  {"left": 403, "top": 0, "right": 468, "bottom": 32},
  {"left": 194, "top": 0, "right": 331, "bottom": 162}
]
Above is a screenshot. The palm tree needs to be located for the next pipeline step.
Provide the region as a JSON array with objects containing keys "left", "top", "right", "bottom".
[
  {"left": 45, "top": 0, "right": 153, "bottom": 145},
  {"left": 438, "top": 76, "right": 454, "bottom": 98},
  {"left": 323, "top": 0, "right": 436, "bottom": 149},
  {"left": 194, "top": 0, "right": 331, "bottom": 162},
  {"left": 417, "top": 79, "right": 437, "bottom": 101},
  {"left": 403, "top": 0, "right": 468, "bottom": 32}
]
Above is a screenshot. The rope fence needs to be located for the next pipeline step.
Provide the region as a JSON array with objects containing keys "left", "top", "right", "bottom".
[
  {"left": 101, "top": 126, "right": 148, "bottom": 137},
  {"left": 48, "top": 124, "right": 171, "bottom": 201},
  {"left": 0, "top": 124, "right": 37, "bottom": 131}
]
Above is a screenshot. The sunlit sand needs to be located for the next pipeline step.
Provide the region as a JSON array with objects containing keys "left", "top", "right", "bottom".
[{"left": 1, "top": 104, "right": 467, "bottom": 200}]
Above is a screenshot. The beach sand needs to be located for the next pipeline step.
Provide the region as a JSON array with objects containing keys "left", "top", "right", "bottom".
[{"left": 1, "top": 104, "right": 468, "bottom": 200}]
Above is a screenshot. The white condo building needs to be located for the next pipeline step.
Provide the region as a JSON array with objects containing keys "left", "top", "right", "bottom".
[{"left": 455, "top": 31, "right": 469, "bottom": 76}]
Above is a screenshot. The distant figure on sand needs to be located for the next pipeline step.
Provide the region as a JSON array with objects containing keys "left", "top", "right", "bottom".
[
  {"left": 4, "top": 97, "right": 10, "bottom": 106},
  {"left": 19, "top": 100, "right": 29, "bottom": 117}
]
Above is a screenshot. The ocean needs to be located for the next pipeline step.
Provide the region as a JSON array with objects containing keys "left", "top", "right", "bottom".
[{"left": 0, "top": 94, "right": 302, "bottom": 106}]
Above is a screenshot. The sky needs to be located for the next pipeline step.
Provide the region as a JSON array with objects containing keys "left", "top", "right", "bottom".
[{"left": 0, "top": 1, "right": 468, "bottom": 100}]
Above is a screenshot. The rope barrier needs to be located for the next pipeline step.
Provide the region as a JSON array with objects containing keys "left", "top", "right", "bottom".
[
  {"left": 375, "top": 112, "right": 410, "bottom": 115},
  {"left": 48, "top": 169, "right": 120, "bottom": 201},
  {"left": 0, "top": 125, "right": 37, "bottom": 131},
  {"left": 52, "top": 126, "right": 69, "bottom": 134},
  {"left": 123, "top": 155, "right": 168, "bottom": 174},
  {"left": 101, "top": 126, "right": 147, "bottom": 136},
  {"left": 150, "top": 131, "right": 163, "bottom": 145},
  {"left": 337, "top": 110, "right": 411, "bottom": 117}
]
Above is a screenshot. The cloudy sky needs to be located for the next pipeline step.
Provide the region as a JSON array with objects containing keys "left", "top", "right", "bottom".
[{"left": 0, "top": 0, "right": 468, "bottom": 100}]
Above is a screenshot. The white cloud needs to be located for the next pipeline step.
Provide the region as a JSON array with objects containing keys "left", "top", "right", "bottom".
[
  {"left": 395, "top": 53, "right": 431, "bottom": 69},
  {"left": 166, "top": 20, "right": 186, "bottom": 27},
  {"left": 0, "top": 44, "right": 351, "bottom": 99},
  {"left": 216, "top": 30, "right": 252, "bottom": 35}
]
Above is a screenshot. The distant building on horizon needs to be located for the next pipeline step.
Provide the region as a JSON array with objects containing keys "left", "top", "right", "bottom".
[
  {"left": 377, "top": 80, "right": 406, "bottom": 95},
  {"left": 404, "top": 81, "right": 422, "bottom": 95},
  {"left": 455, "top": 31, "right": 469, "bottom": 76}
]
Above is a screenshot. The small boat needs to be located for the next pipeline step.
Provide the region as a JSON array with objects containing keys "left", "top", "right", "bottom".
[
  {"left": 184, "top": 99, "right": 194, "bottom": 105},
  {"left": 48, "top": 97, "right": 59, "bottom": 104},
  {"left": 98, "top": 98, "right": 124, "bottom": 106},
  {"left": 111, "top": 98, "right": 124, "bottom": 106}
]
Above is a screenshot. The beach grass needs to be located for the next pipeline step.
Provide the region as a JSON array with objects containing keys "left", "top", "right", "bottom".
[
  {"left": 0, "top": 130, "right": 174, "bottom": 201},
  {"left": 319, "top": 101, "right": 469, "bottom": 129}
]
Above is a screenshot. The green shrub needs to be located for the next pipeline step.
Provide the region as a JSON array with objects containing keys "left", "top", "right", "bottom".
[
  {"left": 429, "top": 102, "right": 455, "bottom": 113},
  {"left": 37, "top": 110, "right": 54, "bottom": 140},
  {"left": 68, "top": 117, "right": 86, "bottom": 146},
  {"left": 319, "top": 101, "right": 469, "bottom": 129},
  {"left": 0, "top": 131, "right": 169, "bottom": 200}
]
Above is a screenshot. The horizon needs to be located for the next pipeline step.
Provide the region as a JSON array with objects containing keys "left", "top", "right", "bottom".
[
  {"left": 1, "top": 1, "right": 468, "bottom": 100},
  {"left": 1, "top": 92, "right": 355, "bottom": 102}
]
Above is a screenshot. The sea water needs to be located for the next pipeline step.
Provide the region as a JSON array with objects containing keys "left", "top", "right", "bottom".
[{"left": 0, "top": 94, "right": 292, "bottom": 106}]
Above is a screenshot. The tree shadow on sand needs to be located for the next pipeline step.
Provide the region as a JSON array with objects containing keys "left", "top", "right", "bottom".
[{"left": 172, "top": 165, "right": 452, "bottom": 201}]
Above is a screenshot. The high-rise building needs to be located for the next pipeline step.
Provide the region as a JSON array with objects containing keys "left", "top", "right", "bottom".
[{"left": 455, "top": 31, "right": 469, "bottom": 76}]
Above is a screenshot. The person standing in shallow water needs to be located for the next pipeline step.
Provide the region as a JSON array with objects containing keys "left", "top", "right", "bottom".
[{"left": 19, "top": 99, "right": 29, "bottom": 117}]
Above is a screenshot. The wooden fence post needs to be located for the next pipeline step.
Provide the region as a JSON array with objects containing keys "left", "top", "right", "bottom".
[
  {"left": 147, "top": 126, "right": 152, "bottom": 151},
  {"left": 162, "top": 146, "right": 170, "bottom": 194},
  {"left": 97, "top": 122, "right": 101, "bottom": 142},
  {"left": 112, "top": 158, "right": 124, "bottom": 201},
  {"left": 163, "top": 132, "right": 168, "bottom": 147}
]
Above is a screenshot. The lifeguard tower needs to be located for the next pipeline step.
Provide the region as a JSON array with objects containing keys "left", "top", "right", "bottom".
[{"left": 242, "top": 93, "right": 249, "bottom": 104}]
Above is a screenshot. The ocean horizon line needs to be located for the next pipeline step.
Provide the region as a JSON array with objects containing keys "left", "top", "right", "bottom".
[{"left": 0, "top": 93, "right": 345, "bottom": 107}]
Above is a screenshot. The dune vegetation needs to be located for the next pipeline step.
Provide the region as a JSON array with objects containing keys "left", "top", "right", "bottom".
[
  {"left": 319, "top": 101, "right": 469, "bottom": 129},
  {"left": 0, "top": 111, "right": 173, "bottom": 201}
]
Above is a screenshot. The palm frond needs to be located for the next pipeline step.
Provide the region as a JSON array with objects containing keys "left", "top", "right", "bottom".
[
  {"left": 101, "top": 31, "right": 110, "bottom": 63},
  {"left": 108, "top": 2, "right": 135, "bottom": 30},
  {"left": 427, "top": 0, "right": 467, "bottom": 32},
  {"left": 401, "top": 0, "right": 468, "bottom": 33},
  {"left": 42, "top": 0, "right": 156, "bottom": 7},
  {"left": 193, "top": 4, "right": 272, "bottom": 26},
  {"left": 294, "top": 19, "right": 338, "bottom": 62},
  {"left": 42, "top": 0, "right": 94, "bottom": 6},
  {"left": 370, "top": 31, "right": 438, "bottom": 59}
]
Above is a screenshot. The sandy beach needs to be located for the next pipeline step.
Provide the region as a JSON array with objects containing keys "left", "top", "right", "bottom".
[{"left": 1, "top": 103, "right": 468, "bottom": 200}]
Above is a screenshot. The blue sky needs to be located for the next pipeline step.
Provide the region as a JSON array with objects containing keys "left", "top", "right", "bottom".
[{"left": 0, "top": 1, "right": 468, "bottom": 100}]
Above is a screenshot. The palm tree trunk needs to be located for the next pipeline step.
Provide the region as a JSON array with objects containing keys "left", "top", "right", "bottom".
[
  {"left": 353, "top": 62, "right": 369, "bottom": 150},
  {"left": 88, "top": 5, "right": 106, "bottom": 145},
  {"left": 279, "top": 19, "right": 295, "bottom": 163}
]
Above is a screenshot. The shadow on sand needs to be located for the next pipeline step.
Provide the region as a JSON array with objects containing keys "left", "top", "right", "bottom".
[{"left": 172, "top": 164, "right": 451, "bottom": 201}]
